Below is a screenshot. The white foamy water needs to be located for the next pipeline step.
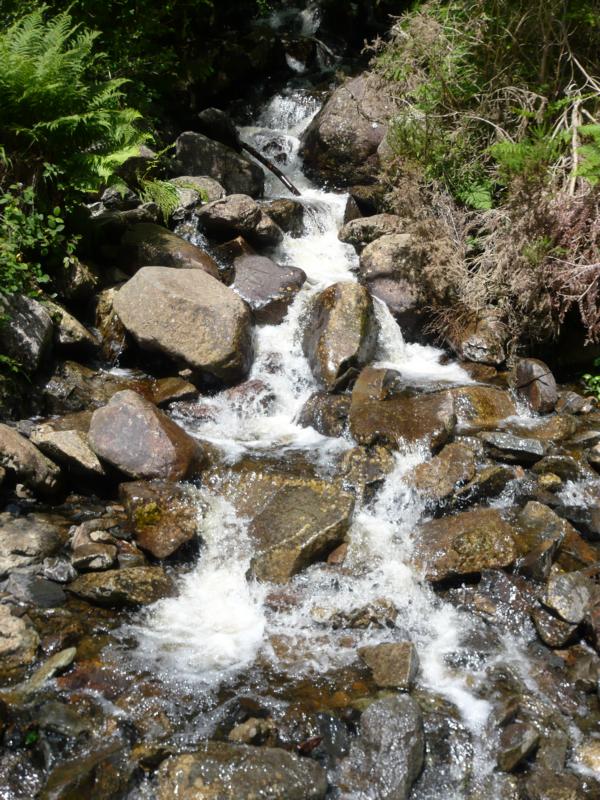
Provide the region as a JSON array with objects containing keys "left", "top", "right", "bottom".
[{"left": 130, "top": 87, "right": 541, "bottom": 795}]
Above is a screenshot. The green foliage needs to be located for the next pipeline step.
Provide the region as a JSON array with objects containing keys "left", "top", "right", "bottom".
[
  {"left": 576, "top": 124, "right": 600, "bottom": 186},
  {"left": 138, "top": 179, "right": 181, "bottom": 223},
  {"left": 490, "top": 131, "right": 563, "bottom": 185},
  {"left": 582, "top": 358, "right": 600, "bottom": 400}
]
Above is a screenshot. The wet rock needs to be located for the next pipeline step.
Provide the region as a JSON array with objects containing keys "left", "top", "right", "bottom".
[
  {"left": 0, "top": 605, "right": 39, "bottom": 672},
  {"left": 40, "top": 739, "right": 132, "bottom": 800},
  {"left": 263, "top": 198, "right": 304, "bottom": 236},
  {"left": 303, "top": 282, "right": 378, "bottom": 392},
  {"left": 232, "top": 254, "right": 306, "bottom": 324},
  {"left": 0, "top": 424, "right": 62, "bottom": 497},
  {"left": 497, "top": 722, "right": 540, "bottom": 772},
  {"left": 71, "top": 542, "right": 117, "bottom": 572},
  {"left": 448, "top": 311, "right": 509, "bottom": 366},
  {"left": 450, "top": 385, "right": 517, "bottom": 434},
  {"left": 358, "top": 641, "right": 419, "bottom": 689},
  {"left": 120, "top": 222, "right": 219, "bottom": 278},
  {"left": 414, "top": 508, "right": 517, "bottom": 582},
  {"left": 169, "top": 175, "right": 226, "bottom": 204},
  {"left": 338, "top": 695, "right": 424, "bottom": 800},
  {"left": 197, "top": 194, "right": 282, "bottom": 247},
  {"left": 367, "top": 277, "right": 422, "bottom": 331},
  {"left": 409, "top": 443, "right": 476, "bottom": 505},
  {"left": 480, "top": 431, "right": 546, "bottom": 464},
  {"left": 0, "top": 294, "right": 53, "bottom": 373},
  {"left": 325, "top": 598, "right": 398, "bottom": 630},
  {"left": 297, "top": 392, "right": 351, "bottom": 437},
  {"left": 4, "top": 573, "right": 66, "bottom": 607},
  {"left": 0, "top": 513, "right": 63, "bottom": 578},
  {"left": 453, "top": 464, "right": 514, "bottom": 508},
  {"left": 532, "top": 454, "right": 594, "bottom": 483},
  {"left": 589, "top": 442, "right": 600, "bottom": 472},
  {"left": 524, "top": 768, "right": 586, "bottom": 800},
  {"left": 157, "top": 742, "right": 327, "bottom": 800},
  {"left": 152, "top": 377, "right": 198, "bottom": 407},
  {"left": 300, "top": 73, "right": 396, "bottom": 186},
  {"left": 113, "top": 267, "right": 253, "bottom": 384},
  {"left": 338, "top": 213, "right": 406, "bottom": 253},
  {"left": 249, "top": 481, "right": 355, "bottom": 583},
  {"left": 88, "top": 390, "right": 205, "bottom": 481},
  {"left": 120, "top": 480, "right": 199, "bottom": 559},
  {"left": 543, "top": 572, "right": 593, "bottom": 624},
  {"left": 513, "top": 358, "right": 558, "bottom": 414},
  {"left": 531, "top": 605, "right": 579, "bottom": 648},
  {"left": 68, "top": 566, "right": 174, "bottom": 607},
  {"left": 574, "top": 739, "right": 600, "bottom": 773},
  {"left": 30, "top": 427, "right": 106, "bottom": 483},
  {"left": 343, "top": 195, "right": 362, "bottom": 223},
  {"left": 93, "top": 286, "right": 128, "bottom": 363},
  {"left": 556, "top": 390, "right": 594, "bottom": 415},
  {"left": 174, "top": 131, "right": 265, "bottom": 197},
  {"left": 537, "top": 474, "right": 563, "bottom": 494},
  {"left": 506, "top": 414, "right": 577, "bottom": 443},
  {"left": 349, "top": 367, "right": 456, "bottom": 451},
  {"left": 338, "top": 445, "right": 395, "bottom": 502},
  {"left": 510, "top": 502, "right": 572, "bottom": 579},
  {"left": 228, "top": 717, "right": 277, "bottom": 746}
]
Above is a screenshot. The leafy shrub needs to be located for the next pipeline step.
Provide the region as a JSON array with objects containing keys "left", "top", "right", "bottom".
[{"left": 582, "top": 358, "right": 600, "bottom": 400}]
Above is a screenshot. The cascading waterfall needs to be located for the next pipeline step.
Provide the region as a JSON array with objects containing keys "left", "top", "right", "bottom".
[{"left": 128, "top": 86, "right": 551, "bottom": 797}]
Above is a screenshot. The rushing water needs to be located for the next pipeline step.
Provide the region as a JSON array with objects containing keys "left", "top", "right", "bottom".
[{"left": 126, "top": 84, "right": 564, "bottom": 797}]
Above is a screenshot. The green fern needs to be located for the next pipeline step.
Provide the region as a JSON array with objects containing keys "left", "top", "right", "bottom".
[
  {"left": 138, "top": 179, "right": 181, "bottom": 223},
  {"left": 576, "top": 124, "right": 600, "bottom": 186}
]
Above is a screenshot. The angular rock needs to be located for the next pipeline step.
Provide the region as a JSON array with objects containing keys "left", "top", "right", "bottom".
[
  {"left": 349, "top": 367, "right": 456, "bottom": 451},
  {"left": 480, "top": 431, "right": 546, "bottom": 465},
  {"left": 338, "top": 445, "right": 395, "bottom": 502},
  {"left": 409, "top": 443, "right": 476, "bottom": 505},
  {"left": 157, "top": 742, "right": 327, "bottom": 800},
  {"left": 232, "top": 255, "right": 306, "bottom": 324},
  {"left": 174, "top": 131, "right": 265, "bottom": 197},
  {"left": 367, "top": 277, "right": 422, "bottom": 332},
  {"left": 303, "top": 282, "right": 378, "bottom": 392},
  {"left": 40, "top": 740, "right": 132, "bottom": 800},
  {"left": 338, "top": 214, "right": 406, "bottom": 253},
  {"left": 249, "top": 481, "right": 355, "bottom": 583},
  {"left": 113, "top": 267, "right": 253, "bottom": 384},
  {"left": 152, "top": 377, "right": 198, "bottom": 407},
  {"left": 300, "top": 74, "right": 396, "bottom": 186},
  {"left": 513, "top": 358, "right": 558, "bottom": 414},
  {"left": 30, "top": 427, "right": 106, "bottom": 482},
  {"left": 0, "top": 513, "right": 63, "bottom": 578},
  {"left": 263, "top": 198, "right": 304, "bottom": 237},
  {"left": 532, "top": 454, "right": 593, "bottom": 483},
  {"left": 449, "top": 386, "right": 517, "bottom": 434},
  {"left": 54, "top": 258, "right": 99, "bottom": 303},
  {"left": 68, "top": 566, "right": 174, "bottom": 607},
  {"left": 46, "top": 300, "right": 99, "bottom": 355},
  {"left": 448, "top": 311, "right": 509, "bottom": 366},
  {"left": 297, "top": 392, "right": 351, "bottom": 437},
  {"left": 543, "top": 572, "right": 593, "bottom": 624},
  {"left": 197, "top": 194, "right": 282, "bottom": 247},
  {"left": 453, "top": 465, "right": 514, "bottom": 508},
  {"left": 414, "top": 508, "right": 517, "bottom": 582},
  {"left": 497, "top": 722, "right": 540, "bottom": 772},
  {"left": 71, "top": 542, "right": 117, "bottom": 573},
  {"left": 338, "top": 695, "right": 424, "bottom": 800},
  {"left": 0, "top": 424, "right": 61, "bottom": 497},
  {"left": 358, "top": 641, "right": 419, "bottom": 690},
  {"left": 0, "top": 605, "right": 39, "bottom": 672},
  {"left": 531, "top": 605, "right": 579, "bottom": 648},
  {"left": 93, "top": 286, "right": 128, "bottom": 363},
  {"left": 524, "top": 768, "right": 587, "bottom": 800},
  {"left": 120, "top": 222, "right": 219, "bottom": 278},
  {"left": 120, "top": 480, "right": 199, "bottom": 559},
  {"left": 169, "top": 175, "right": 226, "bottom": 204},
  {"left": 88, "top": 390, "right": 204, "bottom": 481},
  {"left": 0, "top": 294, "right": 53, "bottom": 373}
]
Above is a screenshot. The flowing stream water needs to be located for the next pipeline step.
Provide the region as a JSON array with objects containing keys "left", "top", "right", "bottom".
[{"left": 122, "top": 42, "right": 582, "bottom": 800}]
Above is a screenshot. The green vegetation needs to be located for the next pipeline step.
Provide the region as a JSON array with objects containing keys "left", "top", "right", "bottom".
[
  {"left": 376, "top": 0, "right": 600, "bottom": 349},
  {"left": 582, "top": 358, "right": 600, "bottom": 400}
]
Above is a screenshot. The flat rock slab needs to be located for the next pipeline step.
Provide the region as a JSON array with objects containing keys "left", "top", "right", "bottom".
[
  {"left": 114, "top": 267, "right": 253, "bottom": 384},
  {"left": 89, "top": 390, "right": 204, "bottom": 481},
  {"left": 30, "top": 428, "right": 106, "bottom": 482},
  {"left": 157, "top": 742, "right": 328, "bottom": 800},
  {"left": 359, "top": 641, "right": 420, "bottom": 689},
  {"left": 413, "top": 507, "right": 517, "bottom": 582},
  {"left": 350, "top": 367, "right": 456, "bottom": 451},
  {"left": 249, "top": 481, "right": 355, "bottom": 583},
  {"left": 68, "top": 566, "right": 174, "bottom": 607},
  {"left": 449, "top": 386, "right": 517, "bottom": 434},
  {"left": 120, "top": 222, "right": 219, "bottom": 278},
  {"left": 480, "top": 431, "right": 546, "bottom": 464},
  {"left": 232, "top": 255, "right": 306, "bottom": 324}
]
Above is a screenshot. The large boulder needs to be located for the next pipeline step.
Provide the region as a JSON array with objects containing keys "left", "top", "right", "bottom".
[
  {"left": 249, "top": 480, "right": 355, "bottom": 583},
  {"left": 113, "top": 267, "right": 253, "bottom": 384},
  {"left": 300, "top": 74, "right": 396, "bottom": 186},
  {"left": 512, "top": 358, "right": 558, "bottom": 414},
  {"left": 157, "top": 743, "right": 327, "bottom": 800},
  {"left": 338, "top": 695, "right": 424, "bottom": 800},
  {"left": 232, "top": 255, "right": 306, "bottom": 324},
  {"left": 197, "top": 194, "right": 283, "bottom": 247},
  {"left": 174, "top": 131, "right": 265, "bottom": 197},
  {"left": 413, "top": 508, "right": 517, "bottom": 581},
  {"left": 88, "top": 390, "right": 205, "bottom": 481},
  {"left": 349, "top": 367, "right": 456, "bottom": 451},
  {"left": 119, "top": 222, "right": 219, "bottom": 278},
  {"left": 303, "top": 282, "right": 378, "bottom": 392},
  {"left": 0, "top": 513, "right": 64, "bottom": 578},
  {"left": 449, "top": 385, "right": 517, "bottom": 434},
  {"left": 0, "top": 294, "right": 53, "bottom": 372},
  {"left": 339, "top": 214, "right": 406, "bottom": 252},
  {"left": 0, "top": 424, "right": 61, "bottom": 497},
  {"left": 68, "top": 566, "right": 174, "bottom": 607}
]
